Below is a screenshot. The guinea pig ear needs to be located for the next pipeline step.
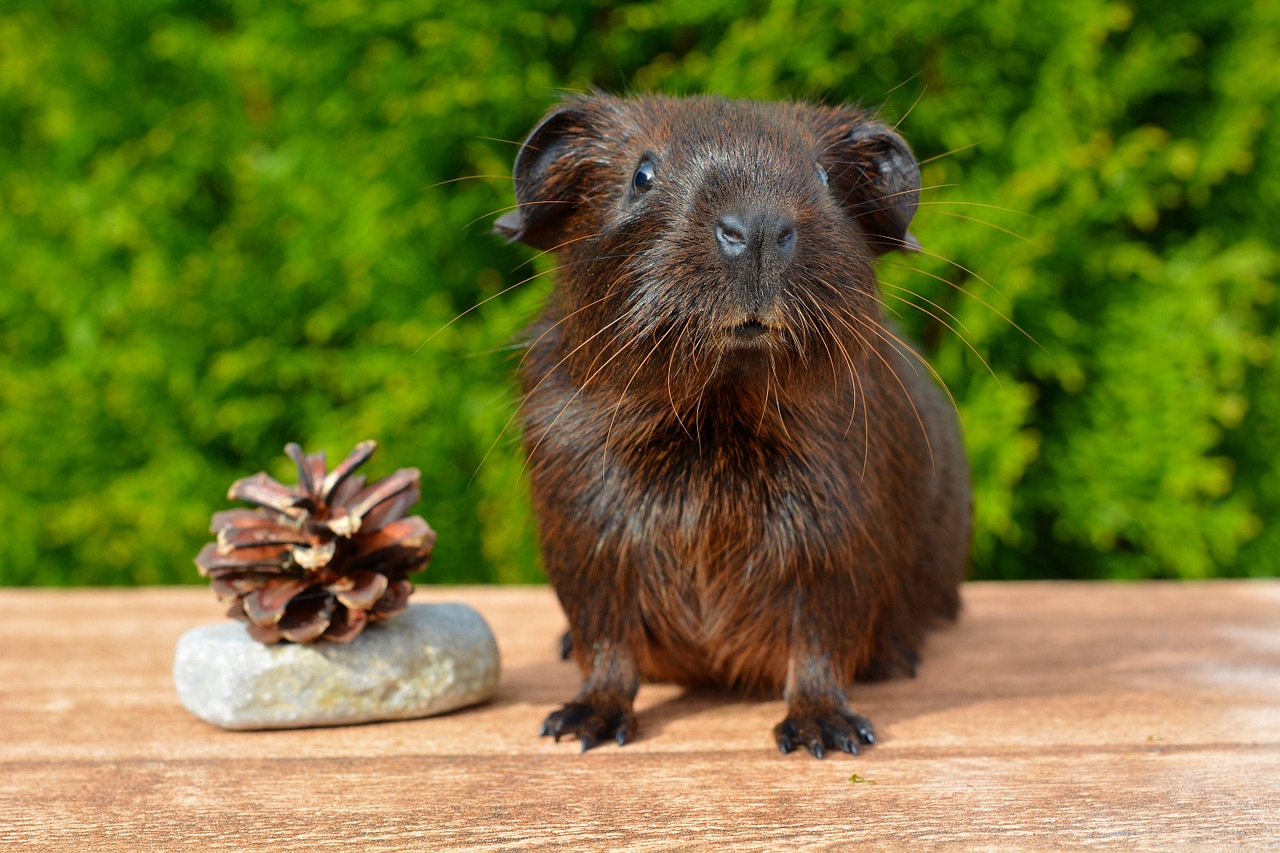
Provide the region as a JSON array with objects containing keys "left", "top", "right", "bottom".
[
  {"left": 819, "top": 117, "right": 922, "bottom": 255},
  {"left": 494, "top": 105, "right": 597, "bottom": 251}
]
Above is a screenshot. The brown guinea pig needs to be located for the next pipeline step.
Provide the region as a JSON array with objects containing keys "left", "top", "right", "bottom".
[{"left": 494, "top": 94, "right": 971, "bottom": 758}]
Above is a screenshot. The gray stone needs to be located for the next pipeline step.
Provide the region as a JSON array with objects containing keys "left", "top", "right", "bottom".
[{"left": 173, "top": 602, "right": 500, "bottom": 730}]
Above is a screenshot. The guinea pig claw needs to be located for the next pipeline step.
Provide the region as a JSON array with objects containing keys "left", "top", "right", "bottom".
[
  {"left": 774, "top": 707, "right": 875, "bottom": 758},
  {"left": 541, "top": 700, "right": 636, "bottom": 751}
]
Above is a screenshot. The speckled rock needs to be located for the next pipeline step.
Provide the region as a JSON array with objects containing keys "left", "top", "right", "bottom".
[{"left": 173, "top": 602, "right": 499, "bottom": 730}]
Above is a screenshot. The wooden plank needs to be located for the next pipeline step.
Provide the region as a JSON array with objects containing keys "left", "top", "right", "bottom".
[{"left": 0, "top": 582, "right": 1277, "bottom": 850}]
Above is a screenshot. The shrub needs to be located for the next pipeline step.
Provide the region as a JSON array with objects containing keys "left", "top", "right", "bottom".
[{"left": 0, "top": 0, "right": 1275, "bottom": 585}]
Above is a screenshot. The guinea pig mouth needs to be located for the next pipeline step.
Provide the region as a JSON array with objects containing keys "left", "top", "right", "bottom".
[
  {"left": 723, "top": 307, "right": 784, "bottom": 350},
  {"left": 732, "top": 320, "right": 770, "bottom": 340},
  {"left": 722, "top": 319, "right": 779, "bottom": 352}
]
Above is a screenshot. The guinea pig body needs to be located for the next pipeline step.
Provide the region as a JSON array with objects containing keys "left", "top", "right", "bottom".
[{"left": 496, "top": 95, "right": 971, "bottom": 758}]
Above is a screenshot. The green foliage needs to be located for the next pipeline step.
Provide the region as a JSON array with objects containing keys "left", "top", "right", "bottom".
[{"left": 1, "top": 0, "right": 1276, "bottom": 585}]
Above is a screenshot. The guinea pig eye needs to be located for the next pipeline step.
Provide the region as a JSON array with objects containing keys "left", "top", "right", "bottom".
[
  {"left": 632, "top": 159, "right": 656, "bottom": 195},
  {"left": 815, "top": 162, "right": 829, "bottom": 187}
]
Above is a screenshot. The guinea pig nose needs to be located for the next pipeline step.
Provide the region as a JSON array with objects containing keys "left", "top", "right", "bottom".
[
  {"left": 716, "top": 215, "right": 749, "bottom": 258},
  {"left": 715, "top": 211, "right": 797, "bottom": 261}
]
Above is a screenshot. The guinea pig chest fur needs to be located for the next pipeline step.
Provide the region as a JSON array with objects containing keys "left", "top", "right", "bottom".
[{"left": 494, "top": 94, "right": 971, "bottom": 758}]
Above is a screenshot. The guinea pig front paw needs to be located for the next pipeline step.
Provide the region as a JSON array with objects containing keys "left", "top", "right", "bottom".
[
  {"left": 773, "top": 707, "right": 876, "bottom": 758},
  {"left": 540, "top": 699, "right": 637, "bottom": 751}
]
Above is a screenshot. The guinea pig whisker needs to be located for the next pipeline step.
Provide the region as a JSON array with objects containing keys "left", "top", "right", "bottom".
[
  {"left": 897, "top": 236, "right": 1010, "bottom": 299},
  {"left": 828, "top": 176, "right": 957, "bottom": 212},
  {"left": 926, "top": 209, "right": 1043, "bottom": 250},
  {"left": 800, "top": 285, "right": 870, "bottom": 453},
  {"left": 916, "top": 139, "right": 986, "bottom": 166},
  {"left": 879, "top": 285, "right": 1001, "bottom": 387},
  {"left": 523, "top": 320, "right": 648, "bottom": 482},
  {"left": 541, "top": 309, "right": 633, "bottom": 396},
  {"left": 666, "top": 314, "right": 698, "bottom": 441},
  {"left": 423, "top": 173, "right": 513, "bottom": 192},
  {"left": 755, "top": 350, "right": 775, "bottom": 437},
  {"left": 874, "top": 69, "right": 925, "bottom": 106},
  {"left": 840, "top": 300, "right": 927, "bottom": 384},
  {"left": 836, "top": 309, "right": 938, "bottom": 472},
  {"left": 416, "top": 262, "right": 571, "bottom": 355},
  {"left": 857, "top": 308, "right": 960, "bottom": 434},
  {"left": 433, "top": 249, "right": 637, "bottom": 360},
  {"left": 913, "top": 198, "right": 1036, "bottom": 218},
  {"left": 602, "top": 322, "right": 681, "bottom": 481},
  {"left": 432, "top": 252, "right": 645, "bottom": 360},
  {"left": 850, "top": 350, "right": 870, "bottom": 475},
  {"left": 774, "top": 297, "right": 808, "bottom": 366},
  {"left": 514, "top": 284, "right": 629, "bottom": 374},
  {"left": 879, "top": 281, "right": 971, "bottom": 334},
  {"left": 890, "top": 86, "right": 927, "bottom": 133},
  {"left": 767, "top": 351, "right": 793, "bottom": 444},
  {"left": 518, "top": 292, "right": 634, "bottom": 415},
  {"left": 475, "top": 307, "right": 630, "bottom": 486},
  {"left": 497, "top": 309, "right": 637, "bottom": 479},
  {"left": 515, "top": 226, "right": 610, "bottom": 272},
  {"left": 690, "top": 350, "right": 723, "bottom": 458},
  {"left": 518, "top": 251, "right": 647, "bottom": 282},
  {"left": 473, "top": 134, "right": 525, "bottom": 148},
  {"left": 840, "top": 179, "right": 956, "bottom": 201},
  {"left": 879, "top": 257, "right": 1041, "bottom": 351},
  {"left": 477, "top": 196, "right": 634, "bottom": 233},
  {"left": 816, "top": 305, "right": 875, "bottom": 473},
  {"left": 800, "top": 295, "right": 841, "bottom": 385},
  {"left": 787, "top": 324, "right": 807, "bottom": 366}
]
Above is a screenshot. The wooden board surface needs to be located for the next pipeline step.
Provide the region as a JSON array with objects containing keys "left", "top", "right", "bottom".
[{"left": 1, "top": 582, "right": 1277, "bottom": 850}]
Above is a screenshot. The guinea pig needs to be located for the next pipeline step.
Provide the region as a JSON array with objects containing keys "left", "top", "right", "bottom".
[{"left": 494, "top": 94, "right": 970, "bottom": 758}]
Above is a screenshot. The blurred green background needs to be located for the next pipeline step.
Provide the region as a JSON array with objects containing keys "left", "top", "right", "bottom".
[{"left": 1, "top": 0, "right": 1276, "bottom": 586}]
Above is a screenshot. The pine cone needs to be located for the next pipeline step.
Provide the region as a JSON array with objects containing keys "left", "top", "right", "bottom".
[{"left": 195, "top": 441, "right": 435, "bottom": 644}]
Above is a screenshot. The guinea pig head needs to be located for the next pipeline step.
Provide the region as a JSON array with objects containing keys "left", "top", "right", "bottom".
[{"left": 496, "top": 95, "right": 921, "bottom": 403}]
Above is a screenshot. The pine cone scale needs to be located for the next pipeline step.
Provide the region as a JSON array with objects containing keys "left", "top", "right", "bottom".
[
  {"left": 244, "top": 576, "right": 309, "bottom": 624},
  {"left": 346, "top": 469, "right": 420, "bottom": 529},
  {"left": 210, "top": 508, "right": 278, "bottom": 532},
  {"left": 332, "top": 570, "right": 388, "bottom": 610},
  {"left": 216, "top": 524, "right": 311, "bottom": 551},
  {"left": 247, "top": 622, "right": 284, "bottom": 644},
  {"left": 322, "top": 607, "right": 368, "bottom": 644},
  {"left": 195, "top": 542, "right": 292, "bottom": 573},
  {"left": 319, "top": 440, "right": 377, "bottom": 502},
  {"left": 357, "top": 516, "right": 434, "bottom": 553},
  {"left": 212, "top": 571, "right": 282, "bottom": 599},
  {"left": 227, "top": 472, "right": 304, "bottom": 518},
  {"left": 371, "top": 579, "right": 413, "bottom": 617},
  {"left": 278, "top": 592, "right": 333, "bottom": 643},
  {"left": 285, "top": 443, "right": 326, "bottom": 499},
  {"left": 329, "top": 474, "right": 367, "bottom": 508}
]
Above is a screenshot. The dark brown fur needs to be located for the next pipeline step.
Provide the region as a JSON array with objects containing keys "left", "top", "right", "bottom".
[{"left": 495, "top": 95, "right": 971, "bottom": 757}]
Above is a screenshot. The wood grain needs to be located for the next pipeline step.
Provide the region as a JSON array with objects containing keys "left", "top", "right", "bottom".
[{"left": 1, "top": 582, "right": 1277, "bottom": 850}]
